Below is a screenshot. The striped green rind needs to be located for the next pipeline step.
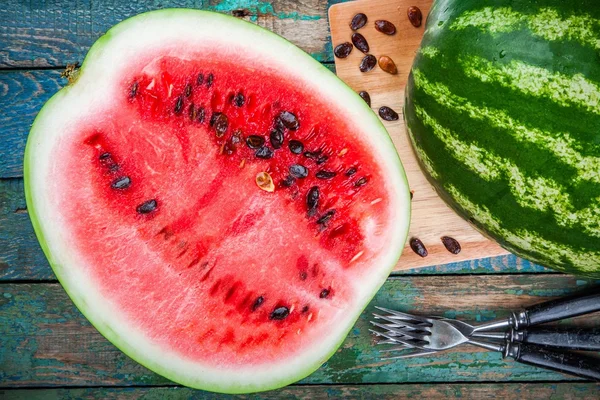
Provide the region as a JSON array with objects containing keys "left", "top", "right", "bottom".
[{"left": 405, "top": 0, "right": 600, "bottom": 277}]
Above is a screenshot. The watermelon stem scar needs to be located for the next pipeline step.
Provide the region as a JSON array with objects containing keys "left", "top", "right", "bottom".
[{"left": 24, "top": 9, "right": 410, "bottom": 393}]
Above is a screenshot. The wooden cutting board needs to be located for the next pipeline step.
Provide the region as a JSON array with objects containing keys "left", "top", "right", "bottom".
[{"left": 329, "top": 0, "right": 509, "bottom": 271}]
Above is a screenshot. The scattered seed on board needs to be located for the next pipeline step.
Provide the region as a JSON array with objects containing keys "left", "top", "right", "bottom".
[
  {"left": 378, "top": 56, "right": 398, "bottom": 75},
  {"left": 358, "top": 91, "right": 371, "bottom": 107},
  {"left": 288, "top": 140, "right": 304, "bottom": 154},
  {"left": 246, "top": 135, "right": 265, "bottom": 149},
  {"left": 256, "top": 172, "right": 275, "bottom": 192},
  {"left": 409, "top": 238, "right": 428, "bottom": 257},
  {"left": 350, "top": 13, "right": 367, "bottom": 30},
  {"left": 270, "top": 306, "right": 290, "bottom": 320},
  {"left": 137, "top": 199, "right": 157, "bottom": 214},
  {"left": 289, "top": 164, "right": 309, "bottom": 179},
  {"left": 270, "top": 129, "right": 284, "bottom": 149},
  {"left": 441, "top": 236, "right": 462, "bottom": 254},
  {"left": 359, "top": 55, "right": 377, "bottom": 73},
  {"left": 334, "top": 42, "right": 353, "bottom": 59},
  {"left": 111, "top": 176, "right": 131, "bottom": 190},
  {"left": 255, "top": 146, "right": 274, "bottom": 159},
  {"left": 351, "top": 32, "right": 369, "bottom": 53},
  {"left": 407, "top": 6, "right": 423, "bottom": 27},
  {"left": 316, "top": 170, "right": 336, "bottom": 180},
  {"left": 379, "top": 106, "right": 399, "bottom": 121},
  {"left": 374, "top": 20, "right": 397, "bottom": 35}
]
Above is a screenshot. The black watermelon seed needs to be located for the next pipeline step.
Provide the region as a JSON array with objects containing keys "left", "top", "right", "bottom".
[
  {"left": 441, "top": 236, "right": 461, "bottom": 254},
  {"left": 197, "top": 107, "right": 206, "bottom": 123},
  {"left": 354, "top": 177, "right": 368, "bottom": 187},
  {"left": 99, "top": 152, "right": 111, "bottom": 160},
  {"left": 288, "top": 140, "right": 304, "bottom": 154},
  {"left": 334, "top": 42, "right": 353, "bottom": 59},
  {"left": 246, "top": 135, "right": 265, "bottom": 149},
  {"left": 320, "top": 288, "right": 330, "bottom": 299},
  {"left": 188, "top": 104, "right": 196, "bottom": 120},
  {"left": 233, "top": 93, "right": 245, "bottom": 107},
  {"left": 280, "top": 175, "right": 296, "bottom": 188},
  {"left": 255, "top": 146, "right": 274, "bottom": 159},
  {"left": 270, "top": 306, "right": 290, "bottom": 320},
  {"left": 289, "top": 164, "right": 309, "bottom": 179},
  {"left": 251, "top": 296, "right": 264, "bottom": 311},
  {"left": 279, "top": 111, "right": 300, "bottom": 131},
  {"left": 306, "top": 186, "right": 320, "bottom": 215},
  {"left": 137, "top": 199, "right": 157, "bottom": 214},
  {"left": 302, "top": 305, "right": 310, "bottom": 313},
  {"left": 174, "top": 96, "right": 184, "bottom": 114},
  {"left": 185, "top": 83, "right": 192, "bottom": 97},
  {"left": 316, "top": 170, "right": 336, "bottom": 180},
  {"left": 350, "top": 13, "right": 367, "bottom": 30},
  {"left": 358, "top": 91, "right": 371, "bottom": 107},
  {"left": 213, "top": 113, "right": 229, "bottom": 137},
  {"left": 304, "top": 150, "right": 321, "bottom": 160},
  {"left": 129, "top": 82, "right": 138, "bottom": 98},
  {"left": 379, "top": 106, "right": 399, "bottom": 121},
  {"left": 351, "top": 32, "right": 369, "bottom": 53},
  {"left": 109, "top": 164, "right": 120, "bottom": 172},
  {"left": 111, "top": 176, "right": 131, "bottom": 190},
  {"left": 316, "top": 155, "right": 328, "bottom": 165},
  {"left": 410, "top": 237, "right": 428, "bottom": 257},
  {"left": 345, "top": 167, "right": 357, "bottom": 176},
  {"left": 300, "top": 271, "right": 308, "bottom": 281},
  {"left": 206, "top": 73, "right": 214, "bottom": 88},
  {"left": 270, "top": 129, "right": 284, "bottom": 149},
  {"left": 196, "top": 73, "right": 204, "bottom": 86},
  {"left": 359, "top": 54, "right": 377, "bottom": 72},
  {"left": 317, "top": 210, "right": 336, "bottom": 225}
]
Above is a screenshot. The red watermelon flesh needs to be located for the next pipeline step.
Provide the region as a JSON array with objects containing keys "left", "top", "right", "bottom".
[{"left": 25, "top": 10, "right": 410, "bottom": 393}]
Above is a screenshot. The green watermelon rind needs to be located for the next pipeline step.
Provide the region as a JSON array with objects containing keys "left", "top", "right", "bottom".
[{"left": 24, "top": 9, "right": 411, "bottom": 393}]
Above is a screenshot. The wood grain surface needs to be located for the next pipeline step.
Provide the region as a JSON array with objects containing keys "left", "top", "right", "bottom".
[
  {"left": 329, "top": 0, "right": 509, "bottom": 271},
  {"left": 2, "top": 383, "right": 600, "bottom": 400},
  {"left": 2, "top": 276, "right": 598, "bottom": 387}
]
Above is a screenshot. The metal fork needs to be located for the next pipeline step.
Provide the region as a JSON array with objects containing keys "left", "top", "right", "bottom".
[{"left": 370, "top": 307, "right": 600, "bottom": 381}]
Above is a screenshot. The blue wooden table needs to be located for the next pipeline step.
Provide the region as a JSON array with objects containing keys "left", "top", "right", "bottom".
[{"left": 1, "top": 1, "right": 599, "bottom": 398}]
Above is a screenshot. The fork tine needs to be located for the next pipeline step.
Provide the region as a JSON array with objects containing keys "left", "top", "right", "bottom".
[
  {"left": 374, "top": 307, "right": 431, "bottom": 324},
  {"left": 370, "top": 321, "right": 431, "bottom": 342},
  {"left": 373, "top": 313, "right": 431, "bottom": 330},
  {"left": 369, "top": 329, "right": 428, "bottom": 349}
]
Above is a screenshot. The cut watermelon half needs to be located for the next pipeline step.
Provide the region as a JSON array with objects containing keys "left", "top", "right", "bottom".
[{"left": 25, "top": 9, "right": 410, "bottom": 393}]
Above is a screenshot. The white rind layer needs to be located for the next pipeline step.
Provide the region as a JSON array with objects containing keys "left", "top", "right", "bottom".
[{"left": 24, "top": 9, "right": 411, "bottom": 393}]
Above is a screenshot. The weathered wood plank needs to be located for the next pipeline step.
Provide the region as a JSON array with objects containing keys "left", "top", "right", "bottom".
[
  {"left": 2, "top": 383, "right": 599, "bottom": 399},
  {"left": 1, "top": 276, "right": 597, "bottom": 387},
  {"left": 0, "top": 178, "right": 552, "bottom": 281},
  {"left": 0, "top": 0, "right": 334, "bottom": 68}
]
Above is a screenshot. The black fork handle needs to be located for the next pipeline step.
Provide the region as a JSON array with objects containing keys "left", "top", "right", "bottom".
[
  {"left": 512, "top": 328, "right": 600, "bottom": 351},
  {"left": 510, "top": 290, "right": 600, "bottom": 329},
  {"left": 505, "top": 343, "right": 600, "bottom": 381}
]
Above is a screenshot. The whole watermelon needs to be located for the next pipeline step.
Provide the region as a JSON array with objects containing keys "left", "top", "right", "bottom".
[{"left": 405, "top": 0, "right": 600, "bottom": 277}]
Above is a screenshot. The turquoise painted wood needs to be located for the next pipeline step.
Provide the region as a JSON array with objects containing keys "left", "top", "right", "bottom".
[
  {"left": 1, "top": 276, "right": 598, "bottom": 387},
  {"left": 2, "top": 383, "right": 599, "bottom": 399},
  {"left": 0, "top": 177, "right": 551, "bottom": 281},
  {"left": 0, "top": 0, "right": 336, "bottom": 68}
]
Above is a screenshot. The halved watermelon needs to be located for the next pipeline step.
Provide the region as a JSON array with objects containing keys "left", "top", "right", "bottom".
[{"left": 25, "top": 9, "right": 410, "bottom": 393}]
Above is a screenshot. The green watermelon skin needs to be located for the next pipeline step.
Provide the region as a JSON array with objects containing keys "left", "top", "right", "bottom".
[{"left": 405, "top": 0, "right": 600, "bottom": 276}]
